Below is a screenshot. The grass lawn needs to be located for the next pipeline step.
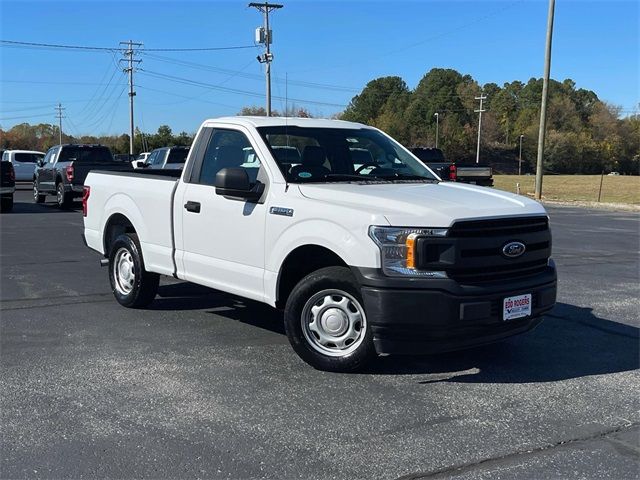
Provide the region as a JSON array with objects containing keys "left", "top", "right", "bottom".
[{"left": 493, "top": 175, "right": 640, "bottom": 205}]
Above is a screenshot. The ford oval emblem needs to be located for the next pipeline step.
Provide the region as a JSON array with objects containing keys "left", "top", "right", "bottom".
[{"left": 502, "top": 241, "right": 526, "bottom": 258}]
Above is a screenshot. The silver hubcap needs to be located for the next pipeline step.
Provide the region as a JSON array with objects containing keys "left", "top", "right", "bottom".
[
  {"left": 113, "top": 248, "right": 135, "bottom": 295},
  {"left": 57, "top": 185, "right": 63, "bottom": 204},
  {"left": 301, "top": 289, "right": 367, "bottom": 357}
]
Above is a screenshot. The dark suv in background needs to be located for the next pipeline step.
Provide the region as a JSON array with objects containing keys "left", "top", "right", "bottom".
[{"left": 34, "top": 144, "right": 130, "bottom": 208}]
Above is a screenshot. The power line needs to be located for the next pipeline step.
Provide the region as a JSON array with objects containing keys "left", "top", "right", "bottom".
[
  {"left": 0, "top": 112, "right": 53, "bottom": 121},
  {"left": 143, "top": 52, "right": 359, "bottom": 93},
  {"left": 138, "top": 68, "right": 347, "bottom": 108},
  {"left": 136, "top": 85, "right": 241, "bottom": 111},
  {"left": 0, "top": 39, "right": 258, "bottom": 52}
]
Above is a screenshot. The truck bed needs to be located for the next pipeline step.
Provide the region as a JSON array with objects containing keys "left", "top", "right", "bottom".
[{"left": 83, "top": 170, "right": 180, "bottom": 277}]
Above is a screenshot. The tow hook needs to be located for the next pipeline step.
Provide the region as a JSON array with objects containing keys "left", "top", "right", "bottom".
[{"left": 100, "top": 258, "right": 109, "bottom": 267}]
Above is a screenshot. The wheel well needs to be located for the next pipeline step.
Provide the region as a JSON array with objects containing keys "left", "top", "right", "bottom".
[
  {"left": 103, "top": 214, "right": 137, "bottom": 256},
  {"left": 276, "top": 245, "right": 348, "bottom": 309}
]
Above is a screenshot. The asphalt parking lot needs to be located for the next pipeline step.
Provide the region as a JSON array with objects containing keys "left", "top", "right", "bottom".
[{"left": 1, "top": 187, "right": 639, "bottom": 479}]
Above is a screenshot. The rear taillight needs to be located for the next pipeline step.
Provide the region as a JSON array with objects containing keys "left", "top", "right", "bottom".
[
  {"left": 449, "top": 164, "right": 457, "bottom": 181},
  {"left": 82, "top": 186, "right": 90, "bottom": 217},
  {"left": 65, "top": 163, "right": 74, "bottom": 182},
  {"left": 8, "top": 163, "right": 15, "bottom": 182}
]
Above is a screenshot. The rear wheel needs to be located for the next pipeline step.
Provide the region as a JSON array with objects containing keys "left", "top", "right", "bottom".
[
  {"left": 0, "top": 195, "right": 13, "bottom": 212},
  {"left": 284, "top": 266, "right": 376, "bottom": 372},
  {"left": 108, "top": 233, "right": 159, "bottom": 308},
  {"left": 56, "top": 182, "right": 72, "bottom": 209},
  {"left": 33, "top": 182, "right": 46, "bottom": 203}
]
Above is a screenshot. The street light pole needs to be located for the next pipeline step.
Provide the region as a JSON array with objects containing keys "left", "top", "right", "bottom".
[
  {"left": 434, "top": 112, "right": 439, "bottom": 149},
  {"left": 518, "top": 134, "right": 524, "bottom": 175},
  {"left": 475, "top": 94, "right": 487, "bottom": 164}
]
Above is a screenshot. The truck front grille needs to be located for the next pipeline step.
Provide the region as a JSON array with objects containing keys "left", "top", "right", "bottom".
[{"left": 416, "top": 216, "right": 552, "bottom": 284}]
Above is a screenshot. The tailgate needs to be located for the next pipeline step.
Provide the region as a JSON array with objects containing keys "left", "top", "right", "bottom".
[{"left": 456, "top": 166, "right": 492, "bottom": 178}]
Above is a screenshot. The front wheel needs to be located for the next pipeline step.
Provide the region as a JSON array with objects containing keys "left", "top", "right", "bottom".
[
  {"left": 284, "top": 266, "right": 376, "bottom": 372},
  {"left": 108, "top": 233, "right": 159, "bottom": 308},
  {"left": 33, "top": 182, "right": 46, "bottom": 203}
]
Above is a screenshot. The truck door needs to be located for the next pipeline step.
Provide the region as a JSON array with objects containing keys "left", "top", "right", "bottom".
[
  {"left": 177, "top": 127, "right": 268, "bottom": 302},
  {"left": 38, "top": 147, "right": 59, "bottom": 192}
]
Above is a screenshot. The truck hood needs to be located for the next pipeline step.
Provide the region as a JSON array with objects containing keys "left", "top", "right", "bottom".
[{"left": 297, "top": 182, "right": 547, "bottom": 227}]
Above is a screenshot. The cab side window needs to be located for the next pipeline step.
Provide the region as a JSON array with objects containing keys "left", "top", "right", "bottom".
[
  {"left": 154, "top": 150, "right": 166, "bottom": 166},
  {"left": 197, "top": 129, "right": 262, "bottom": 186},
  {"left": 48, "top": 147, "right": 59, "bottom": 164},
  {"left": 42, "top": 149, "right": 54, "bottom": 165}
]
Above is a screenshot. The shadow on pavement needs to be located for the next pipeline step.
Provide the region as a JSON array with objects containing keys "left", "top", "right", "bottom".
[
  {"left": 7, "top": 200, "right": 81, "bottom": 214},
  {"left": 368, "top": 303, "right": 639, "bottom": 383},
  {"left": 149, "top": 282, "right": 639, "bottom": 383},
  {"left": 153, "top": 281, "right": 285, "bottom": 334}
]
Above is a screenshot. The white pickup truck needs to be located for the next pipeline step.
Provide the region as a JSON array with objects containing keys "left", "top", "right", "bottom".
[{"left": 83, "top": 117, "right": 556, "bottom": 372}]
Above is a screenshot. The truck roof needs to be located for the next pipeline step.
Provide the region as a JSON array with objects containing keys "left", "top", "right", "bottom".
[{"left": 207, "top": 116, "right": 371, "bottom": 130}]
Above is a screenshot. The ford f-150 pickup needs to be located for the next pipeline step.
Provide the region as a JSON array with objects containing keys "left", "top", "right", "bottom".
[{"left": 83, "top": 116, "right": 557, "bottom": 372}]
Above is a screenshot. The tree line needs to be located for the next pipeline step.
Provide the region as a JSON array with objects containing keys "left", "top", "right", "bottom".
[
  {"left": 0, "top": 124, "right": 192, "bottom": 157},
  {"left": 2, "top": 68, "right": 637, "bottom": 174},
  {"left": 340, "top": 68, "right": 639, "bottom": 174}
]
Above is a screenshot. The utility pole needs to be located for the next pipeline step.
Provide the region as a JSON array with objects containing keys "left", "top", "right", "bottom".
[
  {"left": 120, "top": 40, "right": 143, "bottom": 155},
  {"left": 249, "top": 2, "right": 283, "bottom": 117},
  {"left": 535, "top": 0, "right": 555, "bottom": 200},
  {"left": 475, "top": 93, "right": 487, "bottom": 164},
  {"left": 518, "top": 134, "right": 524, "bottom": 175},
  {"left": 55, "top": 103, "right": 65, "bottom": 146},
  {"left": 434, "top": 112, "right": 439, "bottom": 148}
]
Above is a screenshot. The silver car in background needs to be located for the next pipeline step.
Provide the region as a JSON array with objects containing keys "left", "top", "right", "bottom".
[{"left": 1, "top": 150, "right": 45, "bottom": 182}]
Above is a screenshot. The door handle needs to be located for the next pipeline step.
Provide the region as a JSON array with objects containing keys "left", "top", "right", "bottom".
[{"left": 184, "top": 201, "right": 201, "bottom": 213}]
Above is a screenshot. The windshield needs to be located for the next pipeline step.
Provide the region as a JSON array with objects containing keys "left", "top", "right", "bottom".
[
  {"left": 167, "top": 148, "right": 189, "bottom": 164},
  {"left": 256, "top": 126, "right": 438, "bottom": 183}
]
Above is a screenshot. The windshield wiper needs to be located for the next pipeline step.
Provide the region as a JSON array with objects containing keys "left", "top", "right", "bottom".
[
  {"left": 321, "top": 174, "right": 390, "bottom": 182},
  {"left": 378, "top": 173, "right": 439, "bottom": 182}
]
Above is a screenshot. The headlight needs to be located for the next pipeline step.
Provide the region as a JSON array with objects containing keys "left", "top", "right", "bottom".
[{"left": 369, "top": 226, "right": 448, "bottom": 277}]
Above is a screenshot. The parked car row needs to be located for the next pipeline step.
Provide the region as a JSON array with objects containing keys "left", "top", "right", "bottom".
[{"left": 0, "top": 145, "right": 190, "bottom": 212}]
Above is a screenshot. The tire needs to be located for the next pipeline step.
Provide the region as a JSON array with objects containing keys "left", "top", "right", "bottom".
[
  {"left": 284, "top": 266, "right": 376, "bottom": 372},
  {"left": 56, "top": 182, "right": 72, "bottom": 209},
  {"left": 33, "top": 182, "right": 46, "bottom": 203},
  {"left": 108, "top": 233, "right": 159, "bottom": 308},
  {"left": 0, "top": 195, "right": 13, "bottom": 213}
]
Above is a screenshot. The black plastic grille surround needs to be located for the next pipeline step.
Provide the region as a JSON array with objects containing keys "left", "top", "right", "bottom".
[{"left": 417, "top": 216, "right": 552, "bottom": 284}]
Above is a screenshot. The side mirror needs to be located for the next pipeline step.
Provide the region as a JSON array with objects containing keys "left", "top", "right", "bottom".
[
  {"left": 37, "top": 159, "right": 45, "bottom": 167},
  {"left": 215, "top": 167, "right": 264, "bottom": 202}
]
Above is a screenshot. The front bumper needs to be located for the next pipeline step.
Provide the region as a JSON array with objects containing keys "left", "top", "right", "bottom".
[{"left": 352, "top": 263, "right": 557, "bottom": 355}]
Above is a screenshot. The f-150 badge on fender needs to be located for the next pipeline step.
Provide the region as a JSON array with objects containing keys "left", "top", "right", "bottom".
[{"left": 270, "top": 206, "right": 294, "bottom": 217}]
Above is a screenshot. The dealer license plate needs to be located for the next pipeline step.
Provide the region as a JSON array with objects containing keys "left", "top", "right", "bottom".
[{"left": 503, "top": 294, "right": 532, "bottom": 321}]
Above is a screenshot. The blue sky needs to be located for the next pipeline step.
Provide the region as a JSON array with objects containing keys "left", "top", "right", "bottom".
[{"left": 0, "top": 0, "right": 638, "bottom": 136}]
